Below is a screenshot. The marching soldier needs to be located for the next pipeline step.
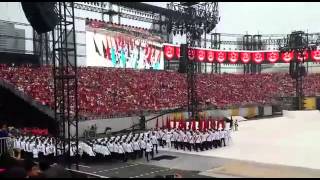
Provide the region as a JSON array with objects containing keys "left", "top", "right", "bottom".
[
  {"left": 235, "top": 120, "right": 239, "bottom": 131},
  {"left": 188, "top": 131, "right": 195, "bottom": 151},
  {"left": 195, "top": 131, "right": 202, "bottom": 152},
  {"left": 139, "top": 137, "right": 146, "bottom": 158},
  {"left": 145, "top": 140, "right": 153, "bottom": 162},
  {"left": 151, "top": 132, "right": 158, "bottom": 154},
  {"left": 132, "top": 139, "right": 140, "bottom": 159}
]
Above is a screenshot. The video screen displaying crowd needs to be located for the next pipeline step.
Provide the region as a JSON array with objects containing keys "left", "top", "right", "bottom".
[{"left": 1, "top": 64, "right": 320, "bottom": 119}]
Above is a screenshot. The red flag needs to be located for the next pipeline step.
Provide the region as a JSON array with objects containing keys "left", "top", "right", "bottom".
[
  {"left": 162, "top": 116, "right": 164, "bottom": 129},
  {"left": 106, "top": 39, "right": 111, "bottom": 60},
  {"left": 221, "top": 119, "right": 225, "bottom": 129},
  {"left": 205, "top": 120, "right": 209, "bottom": 130},
  {"left": 178, "top": 115, "right": 183, "bottom": 129},
  {"left": 191, "top": 121, "right": 195, "bottom": 131},
  {"left": 166, "top": 116, "right": 170, "bottom": 129},
  {"left": 156, "top": 118, "right": 159, "bottom": 129},
  {"left": 202, "top": 120, "right": 206, "bottom": 130}
]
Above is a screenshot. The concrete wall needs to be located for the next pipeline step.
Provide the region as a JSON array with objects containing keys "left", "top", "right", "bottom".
[{"left": 73, "top": 105, "right": 274, "bottom": 137}]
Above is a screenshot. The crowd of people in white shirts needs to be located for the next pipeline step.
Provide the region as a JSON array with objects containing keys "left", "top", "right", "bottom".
[{"left": 11, "top": 127, "right": 232, "bottom": 163}]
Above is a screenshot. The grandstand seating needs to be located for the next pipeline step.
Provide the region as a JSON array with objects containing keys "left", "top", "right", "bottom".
[{"left": 1, "top": 64, "right": 320, "bottom": 119}]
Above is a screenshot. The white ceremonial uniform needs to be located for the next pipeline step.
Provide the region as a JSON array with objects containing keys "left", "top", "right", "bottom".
[
  {"left": 213, "top": 131, "right": 219, "bottom": 141},
  {"left": 79, "top": 142, "right": 96, "bottom": 156},
  {"left": 219, "top": 131, "right": 224, "bottom": 140},
  {"left": 189, "top": 134, "right": 195, "bottom": 144},
  {"left": 21, "top": 140, "right": 25, "bottom": 152},
  {"left": 44, "top": 145, "right": 50, "bottom": 156},
  {"left": 107, "top": 142, "right": 114, "bottom": 153},
  {"left": 177, "top": 133, "right": 183, "bottom": 142},
  {"left": 205, "top": 133, "right": 210, "bottom": 142},
  {"left": 133, "top": 141, "right": 140, "bottom": 151},
  {"left": 195, "top": 134, "right": 201, "bottom": 144},
  {"left": 126, "top": 143, "right": 133, "bottom": 153},
  {"left": 140, "top": 139, "right": 146, "bottom": 150},
  {"left": 37, "top": 144, "right": 43, "bottom": 154},
  {"left": 160, "top": 131, "right": 165, "bottom": 141},
  {"left": 146, "top": 142, "right": 153, "bottom": 153},
  {"left": 151, "top": 135, "right": 158, "bottom": 145},
  {"left": 113, "top": 143, "right": 119, "bottom": 154},
  {"left": 32, "top": 146, "right": 39, "bottom": 159},
  {"left": 156, "top": 131, "right": 161, "bottom": 139},
  {"left": 183, "top": 133, "right": 188, "bottom": 143},
  {"left": 29, "top": 142, "right": 35, "bottom": 153},
  {"left": 122, "top": 142, "right": 129, "bottom": 153},
  {"left": 118, "top": 144, "right": 125, "bottom": 154},
  {"left": 201, "top": 133, "right": 207, "bottom": 143}
]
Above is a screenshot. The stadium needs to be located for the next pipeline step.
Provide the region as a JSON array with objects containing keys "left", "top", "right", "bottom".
[{"left": 1, "top": 1, "right": 320, "bottom": 178}]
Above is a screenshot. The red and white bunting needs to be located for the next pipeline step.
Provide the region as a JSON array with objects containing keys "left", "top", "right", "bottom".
[
  {"left": 240, "top": 52, "right": 251, "bottom": 63},
  {"left": 196, "top": 49, "right": 206, "bottom": 62},
  {"left": 207, "top": 50, "right": 215, "bottom": 63},
  {"left": 281, "top": 51, "right": 294, "bottom": 63},
  {"left": 311, "top": 50, "right": 320, "bottom": 61},
  {"left": 252, "top": 52, "right": 264, "bottom": 64},
  {"left": 216, "top": 51, "right": 227, "bottom": 63},
  {"left": 188, "top": 48, "right": 196, "bottom": 61},
  {"left": 163, "top": 45, "right": 175, "bottom": 61},
  {"left": 266, "top": 52, "right": 279, "bottom": 63},
  {"left": 228, "top": 51, "right": 239, "bottom": 63}
]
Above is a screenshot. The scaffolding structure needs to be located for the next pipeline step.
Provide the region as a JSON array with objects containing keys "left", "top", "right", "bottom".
[{"left": 51, "top": 2, "right": 79, "bottom": 169}]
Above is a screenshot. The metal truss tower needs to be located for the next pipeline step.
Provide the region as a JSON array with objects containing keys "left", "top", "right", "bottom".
[{"left": 51, "top": 2, "right": 79, "bottom": 169}]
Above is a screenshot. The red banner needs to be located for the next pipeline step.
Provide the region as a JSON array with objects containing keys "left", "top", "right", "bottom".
[
  {"left": 228, "top": 51, "right": 239, "bottom": 63},
  {"left": 188, "top": 48, "right": 196, "bottom": 61},
  {"left": 207, "top": 50, "right": 215, "bottom": 63},
  {"left": 311, "top": 50, "right": 320, "bottom": 61},
  {"left": 266, "top": 52, "right": 279, "bottom": 63},
  {"left": 164, "top": 45, "right": 175, "bottom": 60},
  {"left": 281, "top": 51, "right": 294, "bottom": 63},
  {"left": 164, "top": 44, "right": 316, "bottom": 64},
  {"left": 216, "top": 51, "right": 227, "bottom": 63},
  {"left": 297, "top": 50, "right": 309, "bottom": 62},
  {"left": 252, "top": 52, "right": 264, "bottom": 63},
  {"left": 196, "top": 49, "right": 206, "bottom": 62},
  {"left": 240, "top": 52, "right": 251, "bottom": 63}
]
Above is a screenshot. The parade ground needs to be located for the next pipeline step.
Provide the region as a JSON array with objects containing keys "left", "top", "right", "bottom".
[{"left": 71, "top": 110, "right": 320, "bottom": 178}]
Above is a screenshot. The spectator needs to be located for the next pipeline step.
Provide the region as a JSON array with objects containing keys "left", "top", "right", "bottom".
[{"left": 0, "top": 124, "right": 8, "bottom": 138}]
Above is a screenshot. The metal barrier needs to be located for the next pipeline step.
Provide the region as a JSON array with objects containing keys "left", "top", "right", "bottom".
[{"left": 0, "top": 137, "right": 13, "bottom": 156}]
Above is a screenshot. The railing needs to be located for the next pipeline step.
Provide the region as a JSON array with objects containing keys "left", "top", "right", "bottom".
[{"left": 0, "top": 137, "right": 13, "bottom": 156}]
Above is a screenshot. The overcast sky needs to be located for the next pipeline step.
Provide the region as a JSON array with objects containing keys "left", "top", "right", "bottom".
[{"left": 145, "top": 2, "right": 320, "bottom": 35}]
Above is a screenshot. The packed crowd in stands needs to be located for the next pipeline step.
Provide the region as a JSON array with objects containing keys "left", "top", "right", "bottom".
[{"left": 1, "top": 64, "right": 320, "bottom": 119}]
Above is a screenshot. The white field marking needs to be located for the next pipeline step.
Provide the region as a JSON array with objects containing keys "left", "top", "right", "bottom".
[
  {"left": 76, "top": 164, "right": 91, "bottom": 168},
  {"left": 95, "top": 164, "right": 139, "bottom": 173},
  {"left": 65, "top": 168, "right": 109, "bottom": 178}
]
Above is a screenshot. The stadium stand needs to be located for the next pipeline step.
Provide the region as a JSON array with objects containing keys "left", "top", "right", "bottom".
[{"left": 1, "top": 65, "right": 320, "bottom": 119}]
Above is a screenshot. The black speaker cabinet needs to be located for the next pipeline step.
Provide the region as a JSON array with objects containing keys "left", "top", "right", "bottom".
[{"left": 21, "top": 2, "right": 59, "bottom": 34}]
